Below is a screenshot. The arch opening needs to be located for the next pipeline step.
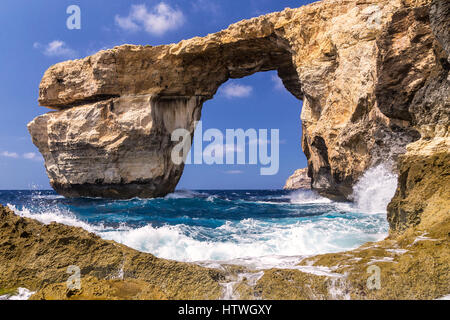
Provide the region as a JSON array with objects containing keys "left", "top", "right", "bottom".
[{"left": 176, "top": 70, "right": 307, "bottom": 190}]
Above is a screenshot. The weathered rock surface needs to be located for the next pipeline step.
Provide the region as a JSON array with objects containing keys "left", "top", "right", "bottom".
[
  {"left": 254, "top": 220, "right": 449, "bottom": 300},
  {"left": 387, "top": 0, "right": 449, "bottom": 233},
  {"left": 29, "top": 0, "right": 441, "bottom": 201},
  {"left": 29, "top": 95, "right": 202, "bottom": 198},
  {"left": 283, "top": 168, "right": 311, "bottom": 190}
]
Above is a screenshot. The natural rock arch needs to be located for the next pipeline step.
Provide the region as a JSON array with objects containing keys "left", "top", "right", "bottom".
[
  {"left": 30, "top": 23, "right": 303, "bottom": 199},
  {"left": 29, "top": 0, "right": 444, "bottom": 205}
]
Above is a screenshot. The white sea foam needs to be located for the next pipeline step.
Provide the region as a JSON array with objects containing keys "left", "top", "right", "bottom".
[
  {"left": 98, "top": 216, "right": 386, "bottom": 263},
  {"left": 7, "top": 204, "right": 101, "bottom": 233},
  {"left": 411, "top": 234, "right": 439, "bottom": 245},
  {"left": 242, "top": 190, "right": 331, "bottom": 206},
  {"left": 367, "top": 257, "right": 396, "bottom": 264},
  {"left": 0, "top": 288, "right": 35, "bottom": 300},
  {"left": 31, "top": 194, "right": 65, "bottom": 200},
  {"left": 386, "top": 248, "right": 408, "bottom": 255},
  {"left": 220, "top": 271, "right": 265, "bottom": 300},
  {"left": 7, "top": 171, "right": 395, "bottom": 266},
  {"left": 287, "top": 190, "right": 332, "bottom": 204},
  {"left": 350, "top": 164, "right": 398, "bottom": 214},
  {"left": 165, "top": 190, "right": 207, "bottom": 199},
  {"left": 206, "top": 195, "right": 219, "bottom": 202},
  {"left": 8, "top": 200, "right": 388, "bottom": 265},
  {"left": 199, "top": 255, "right": 305, "bottom": 270}
]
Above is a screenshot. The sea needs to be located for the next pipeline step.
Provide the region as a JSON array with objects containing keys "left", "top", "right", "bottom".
[{"left": 0, "top": 165, "right": 398, "bottom": 270}]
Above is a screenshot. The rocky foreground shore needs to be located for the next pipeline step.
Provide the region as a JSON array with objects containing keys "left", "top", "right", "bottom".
[{"left": 0, "top": 205, "right": 224, "bottom": 300}]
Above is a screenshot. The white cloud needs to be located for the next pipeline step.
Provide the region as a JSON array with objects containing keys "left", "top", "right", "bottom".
[
  {"left": 115, "top": 3, "right": 185, "bottom": 35},
  {"left": 221, "top": 83, "right": 253, "bottom": 99},
  {"left": 1, "top": 151, "right": 19, "bottom": 159},
  {"left": 115, "top": 14, "right": 140, "bottom": 32},
  {"left": 0, "top": 151, "right": 44, "bottom": 161},
  {"left": 225, "top": 170, "right": 244, "bottom": 175},
  {"left": 224, "top": 144, "right": 244, "bottom": 154},
  {"left": 34, "top": 40, "right": 77, "bottom": 58},
  {"left": 23, "top": 152, "right": 37, "bottom": 159},
  {"left": 271, "top": 74, "right": 284, "bottom": 90},
  {"left": 249, "top": 137, "right": 271, "bottom": 146},
  {"left": 23, "top": 152, "right": 44, "bottom": 161}
]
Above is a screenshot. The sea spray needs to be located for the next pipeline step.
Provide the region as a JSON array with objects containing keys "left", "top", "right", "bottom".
[
  {"left": 287, "top": 189, "right": 332, "bottom": 204},
  {"left": 7, "top": 203, "right": 101, "bottom": 233},
  {"left": 351, "top": 164, "right": 398, "bottom": 214},
  {"left": 101, "top": 216, "right": 384, "bottom": 262}
]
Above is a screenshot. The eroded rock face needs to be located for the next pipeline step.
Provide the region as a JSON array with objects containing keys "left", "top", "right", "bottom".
[
  {"left": 29, "top": 0, "right": 441, "bottom": 201},
  {"left": 283, "top": 168, "right": 311, "bottom": 190},
  {"left": 387, "top": 0, "right": 450, "bottom": 233}
]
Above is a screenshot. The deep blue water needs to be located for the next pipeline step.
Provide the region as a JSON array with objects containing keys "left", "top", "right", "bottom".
[{"left": 0, "top": 188, "right": 389, "bottom": 266}]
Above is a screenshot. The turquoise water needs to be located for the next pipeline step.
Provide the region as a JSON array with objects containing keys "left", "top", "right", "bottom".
[{"left": 0, "top": 186, "right": 390, "bottom": 267}]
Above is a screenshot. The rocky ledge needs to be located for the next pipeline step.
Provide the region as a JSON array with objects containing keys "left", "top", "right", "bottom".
[{"left": 0, "top": 205, "right": 224, "bottom": 300}]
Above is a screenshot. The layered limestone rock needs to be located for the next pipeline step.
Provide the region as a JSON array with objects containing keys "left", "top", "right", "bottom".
[
  {"left": 29, "top": 0, "right": 440, "bottom": 201},
  {"left": 283, "top": 168, "right": 311, "bottom": 190},
  {"left": 300, "top": 0, "right": 440, "bottom": 199},
  {"left": 29, "top": 95, "right": 202, "bottom": 198},
  {"left": 387, "top": 0, "right": 449, "bottom": 233}
]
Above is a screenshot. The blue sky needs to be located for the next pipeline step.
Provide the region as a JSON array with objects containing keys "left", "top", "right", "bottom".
[{"left": 0, "top": 0, "right": 313, "bottom": 190}]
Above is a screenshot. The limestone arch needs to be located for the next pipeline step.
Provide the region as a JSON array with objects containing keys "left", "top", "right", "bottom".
[{"left": 29, "top": 1, "right": 435, "bottom": 201}]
